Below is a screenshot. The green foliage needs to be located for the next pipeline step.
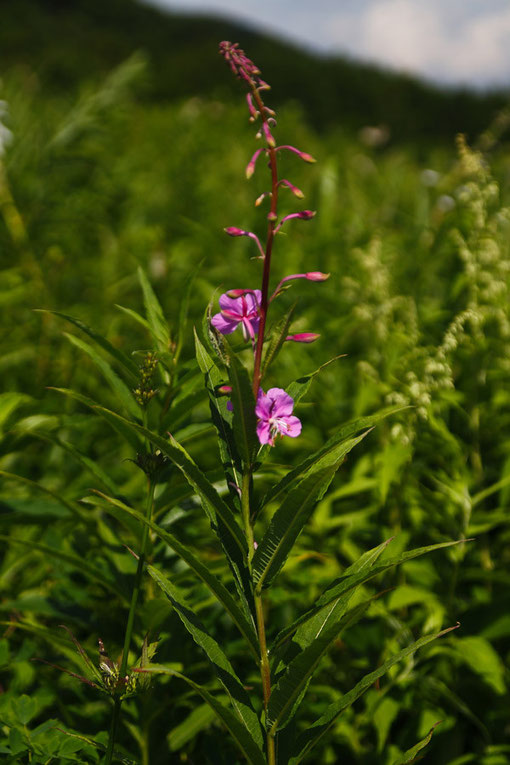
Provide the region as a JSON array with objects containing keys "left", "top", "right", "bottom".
[{"left": 1, "top": 35, "right": 510, "bottom": 765}]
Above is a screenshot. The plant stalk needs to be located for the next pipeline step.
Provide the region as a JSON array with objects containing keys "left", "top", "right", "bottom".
[
  {"left": 241, "top": 470, "right": 275, "bottom": 765},
  {"left": 104, "top": 477, "right": 155, "bottom": 764}
]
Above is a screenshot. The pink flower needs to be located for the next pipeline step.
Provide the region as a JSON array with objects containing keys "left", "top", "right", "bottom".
[
  {"left": 211, "top": 290, "right": 261, "bottom": 341},
  {"left": 255, "top": 388, "right": 302, "bottom": 446}
]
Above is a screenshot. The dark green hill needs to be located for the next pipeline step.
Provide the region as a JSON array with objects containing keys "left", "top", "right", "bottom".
[{"left": 2, "top": 0, "right": 508, "bottom": 143}]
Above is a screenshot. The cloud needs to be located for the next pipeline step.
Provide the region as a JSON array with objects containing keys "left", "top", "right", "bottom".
[{"left": 328, "top": 0, "right": 510, "bottom": 86}]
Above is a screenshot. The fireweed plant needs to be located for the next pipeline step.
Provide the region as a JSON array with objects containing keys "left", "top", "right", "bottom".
[
  {"left": 11, "top": 44, "right": 467, "bottom": 765},
  {"left": 120, "top": 43, "right": 462, "bottom": 764}
]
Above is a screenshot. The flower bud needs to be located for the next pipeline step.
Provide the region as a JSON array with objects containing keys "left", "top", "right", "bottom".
[
  {"left": 246, "top": 148, "right": 263, "bottom": 179},
  {"left": 218, "top": 385, "right": 233, "bottom": 395},
  {"left": 262, "top": 121, "right": 276, "bottom": 148},
  {"left": 305, "top": 271, "right": 329, "bottom": 281},
  {"left": 267, "top": 211, "right": 278, "bottom": 221},
  {"left": 276, "top": 145, "right": 317, "bottom": 163},
  {"left": 286, "top": 333, "right": 320, "bottom": 343},
  {"left": 280, "top": 179, "right": 304, "bottom": 199},
  {"left": 224, "top": 227, "right": 247, "bottom": 236}
]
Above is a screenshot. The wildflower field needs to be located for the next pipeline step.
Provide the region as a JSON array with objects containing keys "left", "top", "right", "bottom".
[{"left": 1, "top": 19, "right": 510, "bottom": 765}]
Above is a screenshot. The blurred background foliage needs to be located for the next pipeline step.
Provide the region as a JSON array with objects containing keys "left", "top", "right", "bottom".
[{"left": 1, "top": 0, "right": 510, "bottom": 763}]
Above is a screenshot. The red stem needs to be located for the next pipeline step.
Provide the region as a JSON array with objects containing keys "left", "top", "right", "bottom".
[{"left": 251, "top": 88, "right": 279, "bottom": 398}]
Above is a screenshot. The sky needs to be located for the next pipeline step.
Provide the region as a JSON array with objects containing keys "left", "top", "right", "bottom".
[{"left": 144, "top": 0, "right": 510, "bottom": 89}]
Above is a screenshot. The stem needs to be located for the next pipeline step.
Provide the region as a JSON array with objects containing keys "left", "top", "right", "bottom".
[
  {"left": 104, "top": 478, "right": 155, "bottom": 764},
  {"left": 251, "top": 87, "right": 280, "bottom": 397},
  {"left": 241, "top": 469, "right": 275, "bottom": 765}
]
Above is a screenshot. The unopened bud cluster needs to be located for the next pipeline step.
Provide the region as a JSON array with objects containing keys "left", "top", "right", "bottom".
[{"left": 133, "top": 352, "right": 158, "bottom": 406}]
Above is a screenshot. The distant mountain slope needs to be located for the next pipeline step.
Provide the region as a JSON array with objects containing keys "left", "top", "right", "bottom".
[{"left": 2, "top": 0, "right": 507, "bottom": 142}]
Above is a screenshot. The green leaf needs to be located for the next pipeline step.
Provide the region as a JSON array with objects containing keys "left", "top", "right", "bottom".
[
  {"left": 13, "top": 694, "right": 36, "bottom": 725},
  {"left": 253, "top": 432, "right": 369, "bottom": 590},
  {"left": 92, "top": 490, "right": 259, "bottom": 658},
  {"left": 262, "top": 407, "right": 404, "bottom": 509},
  {"left": 226, "top": 346, "right": 258, "bottom": 466},
  {"left": 194, "top": 329, "right": 242, "bottom": 501},
  {"left": 168, "top": 703, "right": 217, "bottom": 751},
  {"left": 145, "top": 568, "right": 264, "bottom": 752},
  {"left": 63, "top": 332, "right": 140, "bottom": 417},
  {"left": 287, "top": 538, "right": 393, "bottom": 653},
  {"left": 138, "top": 664, "right": 266, "bottom": 765},
  {"left": 0, "top": 469, "right": 91, "bottom": 526},
  {"left": 92, "top": 407, "right": 250, "bottom": 596},
  {"left": 454, "top": 636, "right": 506, "bottom": 695},
  {"left": 115, "top": 303, "right": 151, "bottom": 332},
  {"left": 26, "top": 431, "right": 119, "bottom": 495},
  {"left": 0, "top": 392, "right": 31, "bottom": 434},
  {"left": 0, "top": 535, "right": 121, "bottom": 598},
  {"left": 175, "top": 263, "right": 201, "bottom": 365},
  {"left": 267, "top": 598, "right": 374, "bottom": 734},
  {"left": 285, "top": 356, "right": 346, "bottom": 406},
  {"left": 391, "top": 722, "right": 441, "bottom": 764},
  {"left": 288, "top": 625, "right": 458, "bottom": 764},
  {"left": 48, "top": 388, "right": 142, "bottom": 451},
  {"left": 261, "top": 305, "right": 295, "bottom": 378},
  {"left": 138, "top": 266, "right": 170, "bottom": 351},
  {"left": 272, "top": 540, "right": 466, "bottom": 650},
  {"left": 37, "top": 310, "right": 139, "bottom": 378}
]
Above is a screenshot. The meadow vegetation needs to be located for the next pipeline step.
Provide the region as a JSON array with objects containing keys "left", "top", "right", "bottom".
[{"left": 1, "top": 11, "right": 510, "bottom": 765}]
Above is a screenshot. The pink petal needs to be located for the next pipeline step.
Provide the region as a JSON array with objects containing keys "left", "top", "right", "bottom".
[
  {"left": 266, "top": 388, "right": 294, "bottom": 417},
  {"left": 218, "top": 293, "right": 243, "bottom": 314},
  {"left": 280, "top": 415, "right": 302, "bottom": 438},
  {"left": 256, "top": 420, "right": 273, "bottom": 446},
  {"left": 211, "top": 312, "right": 239, "bottom": 334},
  {"left": 255, "top": 389, "right": 273, "bottom": 420}
]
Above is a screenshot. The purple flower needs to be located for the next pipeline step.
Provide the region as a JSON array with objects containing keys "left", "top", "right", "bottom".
[
  {"left": 211, "top": 290, "right": 261, "bottom": 341},
  {"left": 256, "top": 388, "right": 302, "bottom": 446}
]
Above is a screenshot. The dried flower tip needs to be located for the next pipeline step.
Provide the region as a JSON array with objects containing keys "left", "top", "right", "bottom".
[
  {"left": 286, "top": 333, "right": 320, "bottom": 343},
  {"left": 276, "top": 145, "right": 317, "bottom": 163},
  {"left": 280, "top": 179, "right": 305, "bottom": 199},
  {"left": 255, "top": 192, "right": 271, "bottom": 207},
  {"left": 246, "top": 148, "right": 263, "bottom": 179}
]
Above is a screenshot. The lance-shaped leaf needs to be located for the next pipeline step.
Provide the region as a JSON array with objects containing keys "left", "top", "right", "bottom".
[
  {"left": 175, "top": 263, "right": 201, "bottom": 365},
  {"left": 225, "top": 346, "right": 258, "bottom": 466},
  {"left": 138, "top": 266, "right": 170, "bottom": 352},
  {"left": 0, "top": 469, "right": 92, "bottom": 526},
  {"left": 48, "top": 388, "right": 142, "bottom": 451},
  {"left": 266, "top": 598, "right": 374, "bottom": 735},
  {"left": 272, "top": 540, "right": 467, "bottom": 650},
  {"left": 36, "top": 310, "right": 139, "bottom": 379},
  {"left": 195, "top": 329, "right": 242, "bottom": 500},
  {"left": 92, "top": 407, "right": 250, "bottom": 599},
  {"left": 63, "top": 333, "right": 140, "bottom": 418},
  {"left": 0, "top": 535, "right": 123, "bottom": 599},
  {"left": 288, "top": 625, "right": 458, "bottom": 765},
  {"left": 391, "top": 722, "right": 442, "bottom": 764},
  {"left": 115, "top": 303, "right": 152, "bottom": 332},
  {"left": 146, "top": 567, "right": 264, "bottom": 753},
  {"left": 92, "top": 490, "right": 259, "bottom": 658},
  {"left": 285, "top": 357, "right": 346, "bottom": 406},
  {"left": 262, "top": 407, "right": 404, "bottom": 510},
  {"left": 136, "top": 664, "right": 266, "bottom": 765},
  {"left": 25, "top": 432, "right": 119, "bottom": 496},
  {"left": 261, "top": 305, "right": 295, "bottom": 378},
  {"left": 253, "top": 432, "right": 369, "bottom": 590},
  {"left": 273, "top": 540, "right": 393, "bottom": 667}
]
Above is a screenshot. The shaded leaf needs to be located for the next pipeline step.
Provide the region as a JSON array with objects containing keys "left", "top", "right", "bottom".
[{"left": 137, "top": 664, "right": 266, "bottom": 765}]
